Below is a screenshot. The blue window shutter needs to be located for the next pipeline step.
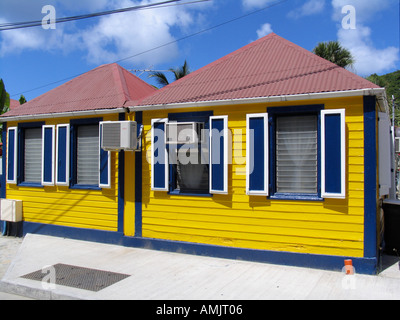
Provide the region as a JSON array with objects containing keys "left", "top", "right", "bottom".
[
  {"left": 6, "top": 127, "right": 17, "bottom": 184},
  {"left": 56, "top": 124, "right": 70, "bottom": 186},
  {"left": 246, "top": 113, "right": 269, "bottom": 196},
  {"left": 151, "top": 119, "right": 169, "bottom": 191},
  {"left": 99, "top": 125, "right": 111, "bottom": 189},
  {"left": 321, "top": 109, "right": 346, "bottom": 199},
  {"left": 210, "top": 116, "right": 229, "bottom": 194},
  {"left": 42, "top": 125, "right": 55, "bottom": 186}
]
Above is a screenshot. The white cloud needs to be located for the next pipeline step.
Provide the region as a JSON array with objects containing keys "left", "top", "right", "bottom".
[
  {"left": 331, "top": 0, "right": 398, "bottom": 76},
  {"left": 338, "top": 26, "right": 399, "bottom": 76},
  {"left": 242, "top": 0, "right": 275, "bottom": 9},
  {"left": 256, "top": 23, "right": 273, "bottom": 38},
  {"left": 331, "top": 0, "right": 391, "bottom": 22},
  {"left": 288, "top": 0, "right": 325, "bottom": 19},
  {"left": 0, "top": 0, "right": 209, "bottom": 65}
]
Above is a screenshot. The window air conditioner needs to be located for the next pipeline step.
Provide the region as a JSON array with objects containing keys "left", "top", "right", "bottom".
[
  {"left": 0, "top": 199, "right": 23, "bottom": 222},
  {"left": 165, "top": 122, "right": 204, "bottom": 144},
  {"left": 100, "top": 121, "right": 138, "bottom": 151},
  {"left": 396, "top": 137, "right": 400, "bottom": 154}
]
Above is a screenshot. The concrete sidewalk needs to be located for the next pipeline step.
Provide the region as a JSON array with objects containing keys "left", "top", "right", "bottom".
[{"left": 1, "top": 233, "right": 400, "bottom": 300}]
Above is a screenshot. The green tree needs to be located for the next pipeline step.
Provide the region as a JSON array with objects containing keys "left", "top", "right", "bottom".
[
  {"left": 313, "top": 41, "right": 355, "bottom": 69},
  {"left": 149, "top": 60, "right": 191, "bottom": 88},
  {"left": 0, "top": 79, "right": 10, "bottom": 144},
  {"left": 19, "top": 95, "right": 27, "bottom": 105}
]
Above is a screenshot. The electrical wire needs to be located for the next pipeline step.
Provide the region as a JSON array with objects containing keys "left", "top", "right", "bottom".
[
  {"left": 0, "top": 0, "right": 210, "bottom": 31},
  {"left": 9, "top": 0, "right": 289, "bottom": 97}
]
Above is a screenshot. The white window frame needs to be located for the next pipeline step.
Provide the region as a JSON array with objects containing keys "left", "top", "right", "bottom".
[
  {"left": 56, "top": 124, "right": 70, "bottom": 186},
  {"left": 246, "top": 113, "right": 269, "bottom": 196},
  {"left": 6, "top": 127, "right": 18, "bottom": 185},
  {"left": 209, "top": 115, "right": 229, "bottom": 195},
  {"left": 321, "top": 109, "right": 346, "bottom": 199},
  {"left": 41, "top": 125, "right": 55, "bottom": 186},
  {"left": 151, "top": 118, "right": 169, "bottom": 192}
]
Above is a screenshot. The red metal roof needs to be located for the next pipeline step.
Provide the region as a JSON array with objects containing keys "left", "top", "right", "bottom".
[
  {"left": 9, "top": 99, "right": 20, "bottom": 110},
  {"left": 2, "top": 63, "right": 156, "bottom": 118},
  {"left": 138, "top": 33, "right": 380, "bottom": 106}
]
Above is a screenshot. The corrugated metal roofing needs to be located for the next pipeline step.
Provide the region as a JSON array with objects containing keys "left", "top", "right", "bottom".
[
  {"left": 138, "top": 33, "right": 380, "bottom": 106},
  {"left": 2, "top": 63, "right": 157, "bottom": 118},
  {"left": 9, "top": 99, "right": 19, "bottom": 110}
]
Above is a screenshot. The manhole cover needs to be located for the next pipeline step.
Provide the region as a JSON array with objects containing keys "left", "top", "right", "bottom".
[{"left": 21, "top": 263, "right": 130, "bottom": 292}]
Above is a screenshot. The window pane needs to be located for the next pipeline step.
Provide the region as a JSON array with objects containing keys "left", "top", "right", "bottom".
[
  {"left": 77, "top": 125, "right": 99, "bottom": 185},
  {"left": 175, "top": 147, "right": 209, "bottom": 193},
  {"left": 24, "top": 128, "right": 42, "bottom": 183},
  {"left": 276, "top": 115, "right": 318, "bottom": 194}
]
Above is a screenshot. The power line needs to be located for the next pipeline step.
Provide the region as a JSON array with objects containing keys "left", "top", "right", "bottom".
[
  {"left": 0, "top": 0, "right": 210, "bottom": 31},
  {"left": 10, "top": 0, "right": 289, "bottom": 97}
]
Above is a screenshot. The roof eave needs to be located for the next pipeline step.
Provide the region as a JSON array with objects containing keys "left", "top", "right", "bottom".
[
  {"left": 129, "top": 88, "right": 387, "bottom": 112},
  {"left": 0, "top": 108, "right": 127, "bottom": 123}
]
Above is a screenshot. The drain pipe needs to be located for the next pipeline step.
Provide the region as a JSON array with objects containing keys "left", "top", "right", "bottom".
[{"left": 1, "top": 221, "right": 6, "bottom": 236}]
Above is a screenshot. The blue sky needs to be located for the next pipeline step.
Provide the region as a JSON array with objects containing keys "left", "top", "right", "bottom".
[{"left": 0, "top": 0, "right": 399, "bottom": 102}]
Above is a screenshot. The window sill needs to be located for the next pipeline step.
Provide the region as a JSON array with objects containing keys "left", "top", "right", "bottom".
[
  {"left": 70, "top": 185, "right": 101, "bottom": 191},
  {"left": 18, "top": 182, "right": 43, "bottom": 188},
  {"left": 168, "top": 190, "right": 213, "bottom": 198},
  {"left": 270, "top": 193, "right": 323, "bottom": 202}
]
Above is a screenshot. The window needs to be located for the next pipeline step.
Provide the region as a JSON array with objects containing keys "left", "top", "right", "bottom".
[
  {"left": 151, "top": 111, "right": 229, "bottom": 196},
  {"left": 76, "top": 124, "right": 100, "bottom": 186},
  {"left": 70, "top": 118, "right": 111, "bottom": 189},
  {"left": 16, "top": 122, "right": 45, "bottom": 186},
  {"left": 275, "top": 115, "right": 318, "bottom": 194},
  {"left": 24, "top": 128, "right": 43, "bottom": 184},
  {"left": 246, "top": 106, "right": 346, "bottom": 200},
  {"left": 169, "top": 112, "right": 211, "bottom": 195}
]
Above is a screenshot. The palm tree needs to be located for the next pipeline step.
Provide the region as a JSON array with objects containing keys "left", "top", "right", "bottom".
[
  {"left": 313, "top": 41, "right": 355, "bottom": 69},
  {"left": 149, "top": 60, "right": 191, "bottom": 88}
]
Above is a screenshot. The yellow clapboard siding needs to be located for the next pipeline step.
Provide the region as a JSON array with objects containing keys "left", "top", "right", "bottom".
[
  {"left": 24, "top": 216, "right": 117, "bottom": 231},
  {"left": 141, "top": 97, "right": 367, "bottom": 257},
  {"left": 143, "top": 203, "right": 363, "bottom": 224},
  {"left": 143, "top": 229, "right": 363, "bottom": 257},
  {"left": 7, "top": 115, "right": 120, "bottom": 232},
  {"left": 144, "top": 210, "right": 363, "bottom": 233},
  {"left": 143, "top": 224, "right": 363, "bottom": 251}
]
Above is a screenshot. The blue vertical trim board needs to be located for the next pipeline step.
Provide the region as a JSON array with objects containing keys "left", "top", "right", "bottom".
[
  {"left": 43, "top": 127, "right": 54, "bottom": 184},
  {"left": 363, "top": 96, "right": 378, "bottom": 262},
  {"left": 135, "top": 111, "right": 143, "bottom": 237},
  {"left": 210, "top": 118, "right": 225, "bottom": 192},
  {"left": 7, "top": 127, "right": 15, "bottom": 183},
  {"left": 324, "top": 114, "right": 342, "bottom": 194},
  {"left": 249, "top": 117, "right": 265, "bottom": 192},
  {"left": 1, "top": 122, "right": 7, "bottom": 199},
  {"left": 99, "top": 138, "right": 110, "bottom": 187},
  {"left": 118, "top": 113, "right": 125, "bottom": 233},
  {"left": 57, "top": 126, "right": 68, "bottom": 184},
  {"left": 152, "top": 121, "right": 167, "bottom": 190}
]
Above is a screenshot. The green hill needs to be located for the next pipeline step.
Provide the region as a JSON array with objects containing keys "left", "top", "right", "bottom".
[{"left": 367, "top": 71, "right": 400, "bottom": 125}]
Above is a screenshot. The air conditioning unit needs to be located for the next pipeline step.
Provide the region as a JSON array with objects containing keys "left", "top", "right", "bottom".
[
  {"left": 165, "top": 122, "right": 204, "bottom": 144},
  {"left": 396, "top": 137, "right": 400, "bottom": 153},
  {"left": 1, "top": 199, "right": 23, "bottom": 222},
  {"left": 100, "top": 121, "right": 138, "bottom": 151}
]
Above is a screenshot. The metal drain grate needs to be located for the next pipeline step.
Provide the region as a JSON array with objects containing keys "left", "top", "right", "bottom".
[{"left": 21, "top": 263, "right": 130, "bottom": 292}]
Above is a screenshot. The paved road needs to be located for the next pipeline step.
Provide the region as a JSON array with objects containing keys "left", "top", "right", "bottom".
[
  {"left": 0, "top": 236, "right": 33, "bottom": 300},
  {"left": 1, "top": 233, "right": 400, "bottom": 300}
]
